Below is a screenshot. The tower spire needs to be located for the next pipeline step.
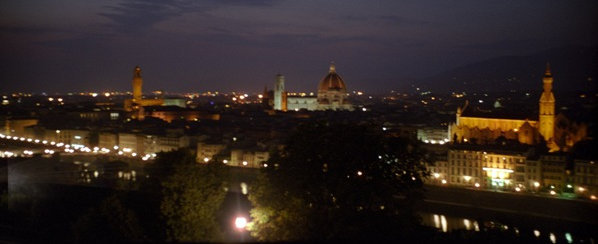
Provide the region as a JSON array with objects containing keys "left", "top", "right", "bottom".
[{"left": 329, "top": 61, "right": 336, "bottom": 73}]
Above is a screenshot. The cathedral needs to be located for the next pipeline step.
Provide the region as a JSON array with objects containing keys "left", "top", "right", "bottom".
[
  {"left": 268, "top": 63, "right": 353, "bottom": 111},
  {"left": 449, "top": 64, "right": 587, "bottom": 151}
]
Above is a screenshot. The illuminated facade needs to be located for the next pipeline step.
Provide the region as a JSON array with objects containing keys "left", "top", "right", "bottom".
[
  {"left": 316, "top": 63, "right": 353, "bottom": 111},
  {"left": 124, "top": 66, "right": 164, "bottom": 117},
  {"left": 430, "top": 147, "right": 538, "bottom": 190},
  {"left": 449, "top": 64, "right": 586, "bottom": 151},
  {"left": 273, "top": 74, "right": 287, "bottom": 111},
  {"left": 269, "top": 63, "right": 353, "bottom": 111}
]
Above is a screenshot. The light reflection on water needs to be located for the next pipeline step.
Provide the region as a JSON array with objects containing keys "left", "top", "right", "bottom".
[{"left": 420, "top": 212, "right": 583, "bottom": 243}]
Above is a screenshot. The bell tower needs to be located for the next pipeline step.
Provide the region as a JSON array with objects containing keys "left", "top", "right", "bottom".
[
  {"left": 538, "top": 63, "right": 555, "bottom": 142},
  {"left": 132, "top": 66, "right": 143, "bottom": 102}
]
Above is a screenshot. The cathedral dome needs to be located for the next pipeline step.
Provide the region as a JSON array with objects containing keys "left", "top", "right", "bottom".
[{"left": 318, "top": 63, "right": 347, "bottom": 92}]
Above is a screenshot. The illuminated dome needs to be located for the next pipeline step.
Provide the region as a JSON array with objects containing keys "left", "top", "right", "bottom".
[{"left": 318, "top": 63, "right": 347, "bottom": 92}]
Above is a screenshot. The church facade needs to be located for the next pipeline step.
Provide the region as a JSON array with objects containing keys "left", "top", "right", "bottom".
[
  {"left": 449, "top": 64, "right": 586, "bottom": 151},
  {"left": 270, "top": 63, "right": 353, "bottom": 111}
]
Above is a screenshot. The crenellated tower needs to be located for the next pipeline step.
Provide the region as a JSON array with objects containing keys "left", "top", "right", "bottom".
[
  {"left": 538, "top": 63, "right": 555, "bottom": 142},
  {"left": 132, "top": 66, "right": 143, "bottom": 101}
]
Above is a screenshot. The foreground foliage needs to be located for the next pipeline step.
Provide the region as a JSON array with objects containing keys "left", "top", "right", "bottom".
[{"left": 248, "top": 122, "right": 429, "bottom": 241}]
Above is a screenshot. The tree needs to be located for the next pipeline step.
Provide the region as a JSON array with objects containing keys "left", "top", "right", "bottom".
[
  {"left": 158, "top": 150, "right": 230, "bottom": 242},
  {"left": 72, "top": 194, "right": 145, "bottom": 243},
  {"left": 248, "top": 121, "right": 429, "bottom": 241}
]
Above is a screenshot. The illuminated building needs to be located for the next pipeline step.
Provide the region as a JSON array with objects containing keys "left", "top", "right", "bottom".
[
  {"left": 573, "top": 159, "right": 597, "bottom": 197},
  {"left": 3, "top": 118, "right": 38, "bottom": 136},
  {"left": 432, "top": 145, "right": 539, "bottom": 190},
  {"left": 273, "top": 74, "right": 287, "bottom": 111},
  {"left": 316, "top": 63, "right": 353, "bottom": 111},
  {"left": 268, "top": 63, "right": 353, "bottom": 111},
  {"left": 124, "top": 66, "right": 164, "bottom": 117},
  {"left": 449, "top": 64, "right": 586, "bottom": 151}
]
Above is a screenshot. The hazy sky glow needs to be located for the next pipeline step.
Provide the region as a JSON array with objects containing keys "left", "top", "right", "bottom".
[{"left": 1, "top": 0, "right": 596, "bottom": 93}]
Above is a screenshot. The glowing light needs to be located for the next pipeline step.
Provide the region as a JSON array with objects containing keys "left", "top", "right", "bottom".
[
  {"left": 91, "top": 93, "right": 98, "bottom": 97},
  {"left": 242, "top": 161, "right": 248, "bottom": 166},
  {"left": 433, "top": 173, "right": 440, "bottom": 178},
  {"left": 234, "top": 217, "right": 247, "bottom": 230},
  {"left": 565, "top": 233, "right": 573, "bottom": 243},
  {"left": 203, "top": 157, "right": 209, "bottom": 163},
  {"left": 578, "top": 187, "right": 585, "bottom": 192},
  {"left": 566, "top": 184, "right": 572, "bottom": 188},
  {"left": 463, "top": 176, "right": 471, "bottom": 181},
  {"left": 131, "top": 153, "right": 137, "bottom": 157},
  {"left": 550, "top": 190, "right": 556, "bottom": 195},
  {"left": 591, "top": 195, "right": 596, "bottom": 200},
  {"left": 223, "top": 160, "right": 228, "bottom": 164},
  {"left": 515, "top": 187, "right": 521, "bottom": 192},
  {"left": 104, "top": 92, "right": 110, "bottom": 97},
  {"left": 534, "top": 230, "right": 541, "bottom": 238},
  {"left": 474, "top": 183, "right": 480, "bottom": 188},
  {"left": 482, "top": 167, "right": 514, "bottom": 173},
  {"left": 534, "top": 182, "right": 540, "bottom": 187},
  {"left": 362, "top": 107, "right": 367, "bottom": 112},
  {"left": 357, "top": 171, "right": 363, "bottom": 176},
  {"left": 441, "top": 179, "right": 447, "bottom": 184},
  {"left": 549, "top": 233, "right": 556, "bottom": 243}
]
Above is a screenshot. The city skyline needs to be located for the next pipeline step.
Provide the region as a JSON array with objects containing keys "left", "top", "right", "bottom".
[{"left": 1, "top": 0, "right": 597, "bottom": 93}]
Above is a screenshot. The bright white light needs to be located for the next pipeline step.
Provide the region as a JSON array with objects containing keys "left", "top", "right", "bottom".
[
  {"left": 223, "top": 160, "right": 228, "bottom": 164},
  {"left": 433, "top": 173, "right": 440, "bottom": 178},
  {"left": 474, "top": 183, "right": 480, "bottom": 188},
  {"left": 204, "top": 157, "right": 209, "bottom": 163},
  {"left": 549, "top": 233, "right": 556, "bottom": 244},
  {"left": 534, "top": 230, "right": 540, "bottom": 238},
  {"left": 34, "top": 139, "right": 40, "bottom": 143},
  {"left": 113, "top": 145, "right": 119, "bottom": 150},
  {"left": 362, "top": 107, "right": 367, "bottom": 112},
  {"left": 242, "top": 161, "right": 248, "bottom": 166},
  {"left": 131, "top": 152, "right": 137, "bottom": 157},
  {"left": 441, "top": 179, "right": 447, "bottom": 184},
  {"left": 357, "top": 171, "right": 363, "bottom": 176},
  {"left": 234, "top": 217, "right": 247, "bottom": 230},
  {"left": 550, "top": 190, "right": 556, "bottom": 195},
  {"left": 515, "top": 187, "right": 521, "bottom": 192},
  {"left": 463, "top": 176, "right": 471, "bottom": 181}
]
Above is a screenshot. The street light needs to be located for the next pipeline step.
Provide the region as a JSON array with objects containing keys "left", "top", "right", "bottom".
[{"left": 235, "top": 217, "right": 247, "bottom": 230}]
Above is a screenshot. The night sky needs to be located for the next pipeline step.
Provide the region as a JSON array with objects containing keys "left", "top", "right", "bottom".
[{"left": 1, "top": 0, "right": 596, "bottom": 94}]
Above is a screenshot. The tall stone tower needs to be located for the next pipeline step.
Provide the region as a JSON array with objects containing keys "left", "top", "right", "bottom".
[
  {"left": 273, "top": 74, "right": 285, "bottom": 111},
  {"left": 538, "top": 63, "right": 555, "bottom": 142},
  {"left": 132, "top": 66, "right": 143, "bottom": 101}
]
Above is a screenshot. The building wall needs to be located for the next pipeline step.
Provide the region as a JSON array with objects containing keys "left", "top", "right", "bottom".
[
  {"left": 286, "top": 97, "right": 318, "bottom": 111},
  {"left": 98, "top": 132, "right": 118, "bottom": 149},
  {"left": 573, "top": 159, "right": 597, "bottom": 196},
  {"left": 196, "top": 142, "right": 226, "bottom": 163},
  {"left": 4, "top": 119, "right": 38, "bottom": 136}
]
